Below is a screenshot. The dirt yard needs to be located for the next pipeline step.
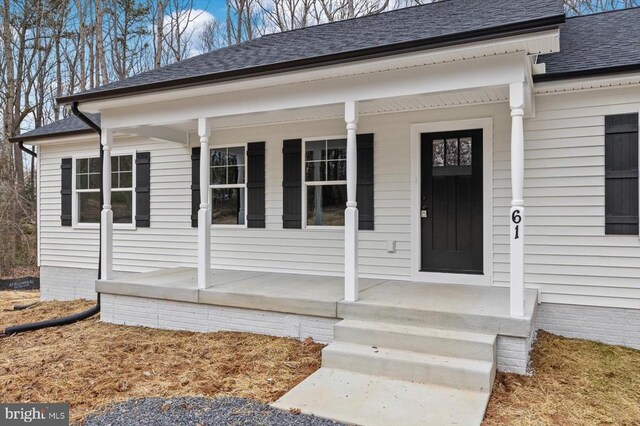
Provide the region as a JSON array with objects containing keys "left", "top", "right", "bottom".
[
  {"left": 0, "top": 291, "right": 324, "bottom": 424},
  {"left": 2, "top": 291, "right": 639, "bottom": 425}
]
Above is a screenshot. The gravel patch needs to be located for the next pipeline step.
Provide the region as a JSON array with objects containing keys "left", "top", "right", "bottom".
[{"left": 84, "top": 396, "right": 346, "bottom": 426}]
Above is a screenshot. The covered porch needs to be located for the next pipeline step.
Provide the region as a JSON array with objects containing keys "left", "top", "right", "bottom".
[
  {"left": 97, "top": 267, "right": 538, "bottom": 337},
  {"left": 86, "top": 30, "right": 559, "bottom": 319}
]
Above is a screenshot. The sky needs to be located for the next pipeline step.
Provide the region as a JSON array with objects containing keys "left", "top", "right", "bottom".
[{"left": 194, "top": 0, "right": 228, "bottom": 21}]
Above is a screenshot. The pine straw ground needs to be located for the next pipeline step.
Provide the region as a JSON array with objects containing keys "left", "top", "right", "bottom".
[
  {"left": 2, "top": 292, "right": 639, "bottom": 425},
  {"left": 0, "top": 291, "right": 324, "bottom": 424},
  {"left": 485, "top": 331, "right": 640, "bottom": 425}
]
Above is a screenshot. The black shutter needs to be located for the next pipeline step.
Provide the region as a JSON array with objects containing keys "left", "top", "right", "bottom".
[
  {"left": 247, "top": 142, "right": 266, "bottom": 228},
  {"left": 135, "top": 152, "right": 151, "bottom": 227},
  {"left": 191, "top": 147, "right": 201, "bottom": 228},
  {"left": 60, "top": 158, "right": 72, "bottom": 226},
  {"left": 282, "top": 139, "right": 302, "bottom": 229},
  {"left": 357, "top": 133, "right": 374, "bottom": 230},
  {"left": 605, "top": 113, "right": 638, "bottom": 235}
]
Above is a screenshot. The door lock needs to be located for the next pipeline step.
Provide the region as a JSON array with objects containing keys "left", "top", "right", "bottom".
[{"left": 421, "top": 209, "right": 428, "bottom": 218}]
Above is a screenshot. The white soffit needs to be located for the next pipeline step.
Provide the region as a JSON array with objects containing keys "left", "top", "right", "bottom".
[
  {"left": 169, "top": 86, "right": 510, "bottom": 131},
  {"left": 535, "top": 73, "right": 640, "bottom": 95}
]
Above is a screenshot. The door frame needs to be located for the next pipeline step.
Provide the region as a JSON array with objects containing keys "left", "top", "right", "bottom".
[{"left": 410, "top": 117, "right": 494, "bottom": 285}]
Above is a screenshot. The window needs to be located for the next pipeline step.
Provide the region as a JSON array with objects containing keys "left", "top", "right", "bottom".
[
  {"left": 74, "top": 155, "right": 134, "bottom": 225},
  {"left": 605, "top": 113, "right": 639, "bottom": 235},
  {"left": 304, "top": 138, "right": 347, "bottom": 226},
  {"left": 210, "top": 146, "right": 246, "bottom": 225}
]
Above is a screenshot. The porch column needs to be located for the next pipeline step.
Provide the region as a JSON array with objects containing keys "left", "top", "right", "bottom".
[
  {"left": 344, "top": 101, "right": 359, "bottom": 302},
  {"left": 198, "top": 118, "right": 212, "bottom": 289},
  {"left": 100, "top": 128, "right": 114, "bottom": 280},
  {"left": 509, "top": 82, "right": 525, "bottom": 317}
]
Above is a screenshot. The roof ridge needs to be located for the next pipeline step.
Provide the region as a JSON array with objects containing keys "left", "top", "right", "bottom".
[{"left": 566, "top": 5, "right": 640, "bottom": 19}]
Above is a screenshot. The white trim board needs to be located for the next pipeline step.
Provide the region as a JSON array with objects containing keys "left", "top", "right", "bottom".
[{"left": 410, "top": 118, "right": 494, "bottom": 286}]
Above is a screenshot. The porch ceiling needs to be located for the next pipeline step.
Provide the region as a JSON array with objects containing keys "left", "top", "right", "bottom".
[{"left": 156, "top": 85, "right": 509, "bottom": 133}]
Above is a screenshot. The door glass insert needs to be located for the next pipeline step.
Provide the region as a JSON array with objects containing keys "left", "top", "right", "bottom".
[
  {"left": 446, "top": 139, "right": 459, "bottom": 166},
  {"left": 432, "top": 140, "right": 444, "bottom": 167},
  {"left": 459, "top": 137, "right": 472, "bottom": 166}
]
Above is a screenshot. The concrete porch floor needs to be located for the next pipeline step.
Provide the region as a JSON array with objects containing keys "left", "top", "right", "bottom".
[{"left": 97, "top": 267, "right": 538, "bottom": 334}]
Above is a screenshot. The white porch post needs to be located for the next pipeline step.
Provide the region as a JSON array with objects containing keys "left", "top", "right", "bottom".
[
  {"left": 100, "top": 128, "right": 114, "bottom": 280},
  {"left": 509, "top": 82, "right": 525, "bottom": 317},
  {"left": 198, "top": 118, "right": 212, "bottom": 289},
  {"left": 344, "top": 101, "right": 359, "bottom": 302}
]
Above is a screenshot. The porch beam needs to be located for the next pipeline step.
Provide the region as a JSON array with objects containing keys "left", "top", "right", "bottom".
[
  {"left": 119, "top": 125, "right": 189, "bottom": 145},
  {"left": 100, "top": 128, "right": 114, "bottom": 280},
  {"left": 101, "top": 53, "right": 527, "bottom": 129},
  {"left": 509, "top": 82, "right": 525, "bottom": 317},
  {"left": 344, "top": 101, "right": 359, "bottom": 302},
  {"left": 197, "top": 118, "right": 212, "bottom": 289}
]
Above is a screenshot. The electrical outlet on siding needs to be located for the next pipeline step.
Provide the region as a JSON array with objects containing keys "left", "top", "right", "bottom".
[{"left": 387, "top": 240, "right": 396, "bottom": 253}]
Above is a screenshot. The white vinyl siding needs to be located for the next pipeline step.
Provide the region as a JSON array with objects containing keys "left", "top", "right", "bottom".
[
  {"left": 492, "top": 86, "right": 640, "bottom": 309},
  {"left": 37, "top": 89, "right": 640, "bottom": 310}
]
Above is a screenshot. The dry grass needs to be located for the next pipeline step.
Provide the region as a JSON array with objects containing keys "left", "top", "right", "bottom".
[
  {"left": 4, "top": 292, "right": 639, "bottom": 426},
  {"left": 0, "top": 291, "right": 324, "bottom": 424},
  {"left": 485, "top": 331, "right": 640, "bottom": 425}
]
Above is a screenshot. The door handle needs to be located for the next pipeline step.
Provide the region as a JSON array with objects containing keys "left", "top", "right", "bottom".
[{"left": 421, "top": 206, "right": 428, "bottom": 218}]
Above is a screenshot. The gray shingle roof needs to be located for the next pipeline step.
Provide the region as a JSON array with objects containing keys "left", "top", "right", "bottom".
[
  {"left": 537, "top": 7, "right": 640, "bottom": 81},
  {"left": 60, "top": 0, "right": 564, "bottom": 103},
  {"left": 11, "top": 113, "right": 100, "bottom": 142}
]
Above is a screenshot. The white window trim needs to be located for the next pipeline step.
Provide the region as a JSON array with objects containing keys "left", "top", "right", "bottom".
[
  {"left": 410, "top": 118, "right": 494, "bottom": 286},
  {"left": 302, "top": 135, "right": 348, "bottom": 230},
  {"left": 209, "top": 143, "right": 248, "bottom": 228},
  {"left": 71, "top": 151, "right": 137, "bottom": 230}
]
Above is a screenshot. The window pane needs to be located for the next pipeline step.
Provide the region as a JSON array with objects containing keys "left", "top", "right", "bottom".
[
  {"left": 307, "top": 185, "right": 346, "bottom": 226},
  {"left": 327, "top": 139, "right": 347, "bottom": 160},
  {"left": 212, "top": 188, "right": 245, "bottom": 225},
  {"left": 446, "top": 139, "right": 458, "bottom": 166},
  {"left": 228, "top": 165, "right": 245, "bottom": 184},
  {"left": 306, "top": 140, "right": 326, "bottom": 161},
  {"left": 459, "top": 138, "right": 472, "bottom": 166},
  {"left": 111, "top": 156, "right": 118, "bottom": 172},
  {"left": 305, "top": 161, "right": 326, "bottom": 182},
  {"left": 77, "top": 158, "right": 88, "bottom": 174},
  {"left": 119, "top": 155, "right": 133, "bottom": 172},
  {"left": 211, "top": 149, "right": 227, "bottom": 166},
  {"left": 112, "top": 191, "right": 133, "bottom": 224},
  {"left": 433, "top": 140, "right": 444, "bottom": 167},
  {"left": 89, "top": 158, "right": 101, "bottom": 173},
  {"left": 327, "top": 160, "right": 346, "bottom": 181},
  {"left": 111, "top": 172, "right": 118, "bottom": 188},
  {"left": 77, "top": 174, "right": 88, "bottom": 190},
  {"left": 227, "top": 147, "right": 245, "bottom": 166},
  {"left": 89, "top": 173, "right": 101, "bottom": 189},
  {"left": 78, "top": 192, "right": 101, "bottom": 223},
  {"left": 211, "top": 166, "right": 226, "bottom": 185},
  {"left": 119, "top": 171, "right": 132, "bottom": 188}
]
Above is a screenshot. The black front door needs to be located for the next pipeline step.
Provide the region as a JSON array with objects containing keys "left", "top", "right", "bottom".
[{"left": 421, "top": 129, "right": 483, "bottom": 274}]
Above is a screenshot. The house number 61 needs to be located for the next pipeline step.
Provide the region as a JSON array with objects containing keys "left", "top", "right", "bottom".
[{"left": 512, "top": 210, "right": 522, "bottom": 240}]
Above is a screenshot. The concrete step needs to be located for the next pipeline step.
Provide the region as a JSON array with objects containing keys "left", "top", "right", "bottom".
[
  {"left": 338, "top": 298, "right": 535, "bottom": 337},
  {"left": 272, "top": 368, "right": 490, "bottom": 426},
  {"left": 334, "top": 319, "right": 496, "bottom": 362},
  {"left": 322, "top": 341, "right": 495, "bottom": 392}
]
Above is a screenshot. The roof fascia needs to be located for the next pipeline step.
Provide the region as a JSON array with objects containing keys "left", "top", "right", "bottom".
[{"left": 534, "top": 64, "right": 640, "bottom": 83}]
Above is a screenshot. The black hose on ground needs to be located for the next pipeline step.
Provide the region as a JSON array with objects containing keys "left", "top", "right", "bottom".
[
  {"left": 3, "top": 296, "right": 100, "bottom": 335},
  {"left": 3, "top": 103, "right": 103, "bottom": 336}
]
